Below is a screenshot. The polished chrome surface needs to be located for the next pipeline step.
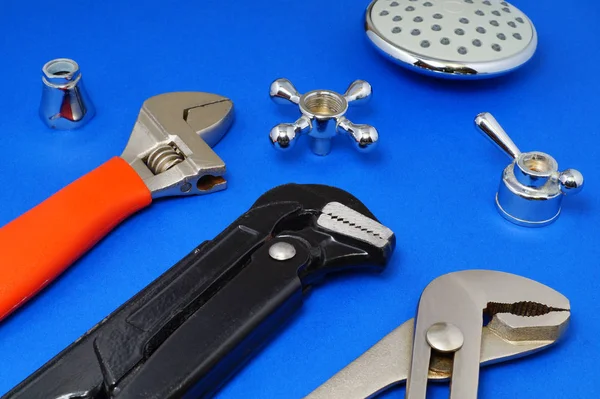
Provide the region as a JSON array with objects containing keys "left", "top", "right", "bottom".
[
  {"left": 39, "top": 58, "right": 95, "bottom": 130},
  {"left": 120, "top": 92, "right": 234, "bottom": 198},
  {"left": 306, "top": 270, "right": 570, "bottom": 399},
  {"left": 269, "top": 79, "right": 378, "bottom": 155},
  {"left": 268, "top": 242, "right": 297, "bottom": 261},
  {"left": 474, "top": 112, "right": 520, "bottom": 159},
  {"left": 270, "top": 78, "right": 301, "bottom": 105},
  {"left": 365, "top": 0, "right": 537, "bottom": 79},
  {"left": 317, "top": 202, "right": 394, "bottom": 248},
  {"left": 559, "top": 169, "right": 584, "bottom": 195},
  {"left": 475, "top": 112, "right": 584, "bottom": 227}
]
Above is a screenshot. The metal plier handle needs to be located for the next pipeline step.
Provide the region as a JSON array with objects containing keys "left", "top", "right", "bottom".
[{"left": 306, "top": 270, "right": 570, "bottom": 399}]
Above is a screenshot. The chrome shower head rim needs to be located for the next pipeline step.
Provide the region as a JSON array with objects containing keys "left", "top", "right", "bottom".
[{"left": 365, "top": 0, "right": 538, "bottom": 79}]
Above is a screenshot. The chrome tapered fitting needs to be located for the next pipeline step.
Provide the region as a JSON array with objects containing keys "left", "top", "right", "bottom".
[
  {"left": 39, "top": 58, "right": 95, "bottom": 130},
  {"left": 269, "top": 79, "right": 378, "bottom": 156},
  {"left": 475, "top": 112, "right": 584, "bottom": 227}
]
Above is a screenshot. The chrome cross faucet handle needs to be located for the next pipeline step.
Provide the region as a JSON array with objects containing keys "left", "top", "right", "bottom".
[
  {"left": 269, "top": 79, "right": 378, "bottom": 156},
  {"left": 475, "top": 112, "right": 584, "bottom": 227}
]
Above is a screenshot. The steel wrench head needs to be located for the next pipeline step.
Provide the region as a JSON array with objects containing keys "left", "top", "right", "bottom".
[
  {"left": 305, "top": 270, "right": 569, "bottom": 399},
  {"left": 120, "top": 92, "right": 234, "bottom": 198}
]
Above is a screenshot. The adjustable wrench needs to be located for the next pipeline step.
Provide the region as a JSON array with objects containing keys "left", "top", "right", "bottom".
[
  {"left": 5, "top": 183, "right": 395, "bottom": 399},
  {"left": 306, "top": 270, "right": 570, "bottom": 399},
  {"left": 0, "top": 92, "right": 234, "bottom": 320}
]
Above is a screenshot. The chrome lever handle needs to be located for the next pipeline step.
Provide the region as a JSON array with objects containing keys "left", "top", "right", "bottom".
[{"left": 474, "top": 112, "right": 521, "bottom": 160}]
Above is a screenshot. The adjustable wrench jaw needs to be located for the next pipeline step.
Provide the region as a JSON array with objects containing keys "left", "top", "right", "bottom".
[
  {"left": 407, "top": 270, "right": 570, "bottom": 399},
  {"left": 120, "top": 92, "right": 234, "bottom": 198}
]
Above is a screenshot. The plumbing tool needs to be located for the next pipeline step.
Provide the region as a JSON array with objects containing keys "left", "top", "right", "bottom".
[
  {"left": 0, "top": 92, "right": 233, "bottom": 320},
  {"left": 6, "top": 183, "right": 395, "bottom": 399},
  {"left": 306, "top": 270, "right": 569, "bottom": 398}
]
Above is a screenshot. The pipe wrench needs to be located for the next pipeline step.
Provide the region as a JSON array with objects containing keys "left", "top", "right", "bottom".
[
  {"left": 5, "top": 183, "right": 395, "bottom": 399},
  {"left": 0, "top": 92, "right": 233, "bottom": 320},
  {"left": 306, "top": 270, "right": 570, "bottom": 399}
]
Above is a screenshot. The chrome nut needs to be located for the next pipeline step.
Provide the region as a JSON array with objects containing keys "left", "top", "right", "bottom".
[{"left": 269, "top": 78, "right": 378, "bottom": 156}]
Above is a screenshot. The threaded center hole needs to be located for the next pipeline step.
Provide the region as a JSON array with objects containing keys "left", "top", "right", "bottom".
[
  {"left": 303, "top": 92, "right": 345, "bottom": 117},
  {"left": 523, "top": 154, "right": 552, "bottom": 173}
]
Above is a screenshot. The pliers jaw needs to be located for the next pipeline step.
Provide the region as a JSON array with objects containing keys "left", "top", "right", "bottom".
[
  {"left": 407, "top": 270, "right": 570, "bottom": 399},
  {"left": 305, "top": 270, "right": 570, "bottom": 399}
]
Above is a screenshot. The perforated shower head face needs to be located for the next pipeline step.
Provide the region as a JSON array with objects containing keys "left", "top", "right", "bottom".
[{"left": 365, "top": 0, "right": 537, "bottom": 78}]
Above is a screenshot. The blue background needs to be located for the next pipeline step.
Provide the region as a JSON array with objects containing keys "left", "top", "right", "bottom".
[{"left": 0, "top": 0, "right": 598, "bottom": 397}]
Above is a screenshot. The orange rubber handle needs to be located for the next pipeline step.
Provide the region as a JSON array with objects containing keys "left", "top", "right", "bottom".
[{"left": 0, "top": 157, "right": 152, "bottom": 320}]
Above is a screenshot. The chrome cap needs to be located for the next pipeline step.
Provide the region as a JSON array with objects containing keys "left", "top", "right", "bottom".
[{"left": 39, "top": 58, "right": 95, "bottom": 130}]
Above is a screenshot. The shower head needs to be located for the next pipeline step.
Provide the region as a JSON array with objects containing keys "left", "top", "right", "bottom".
[{"left": 365, "top": 0, "right": 537, "bottom": 79}]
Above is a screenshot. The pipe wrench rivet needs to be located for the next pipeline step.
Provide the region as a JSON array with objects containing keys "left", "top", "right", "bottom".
[
  {"left": 426, "top": 322, "right": 464, "bottom": 353},
  {"left": 269, "top": 78, "right": 378, "bottom": 155},
  {"left": 475, "top": 112, "right": 584, "bottom": 227},
  {"left": 39, "top": 58, "right": 95, "bottom": 130},
  {"left": 269, "top": 242, "right": 297, "bottom": 261}
]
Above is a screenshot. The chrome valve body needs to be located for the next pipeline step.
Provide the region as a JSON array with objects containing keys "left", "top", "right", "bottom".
[
  {"left": 475, "top": 112, "right": 583, "bottom": 227},
  {"left": 269, "top": 79, "right": 379, "bottom": 156}
]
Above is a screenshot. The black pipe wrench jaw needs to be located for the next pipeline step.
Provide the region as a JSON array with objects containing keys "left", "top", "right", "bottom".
[
  {"left": 7, "top": 183, "right": 395, "bottom": 399},
  {"left": 253, "top": 183, "right": 396, "bottom": 285}
]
